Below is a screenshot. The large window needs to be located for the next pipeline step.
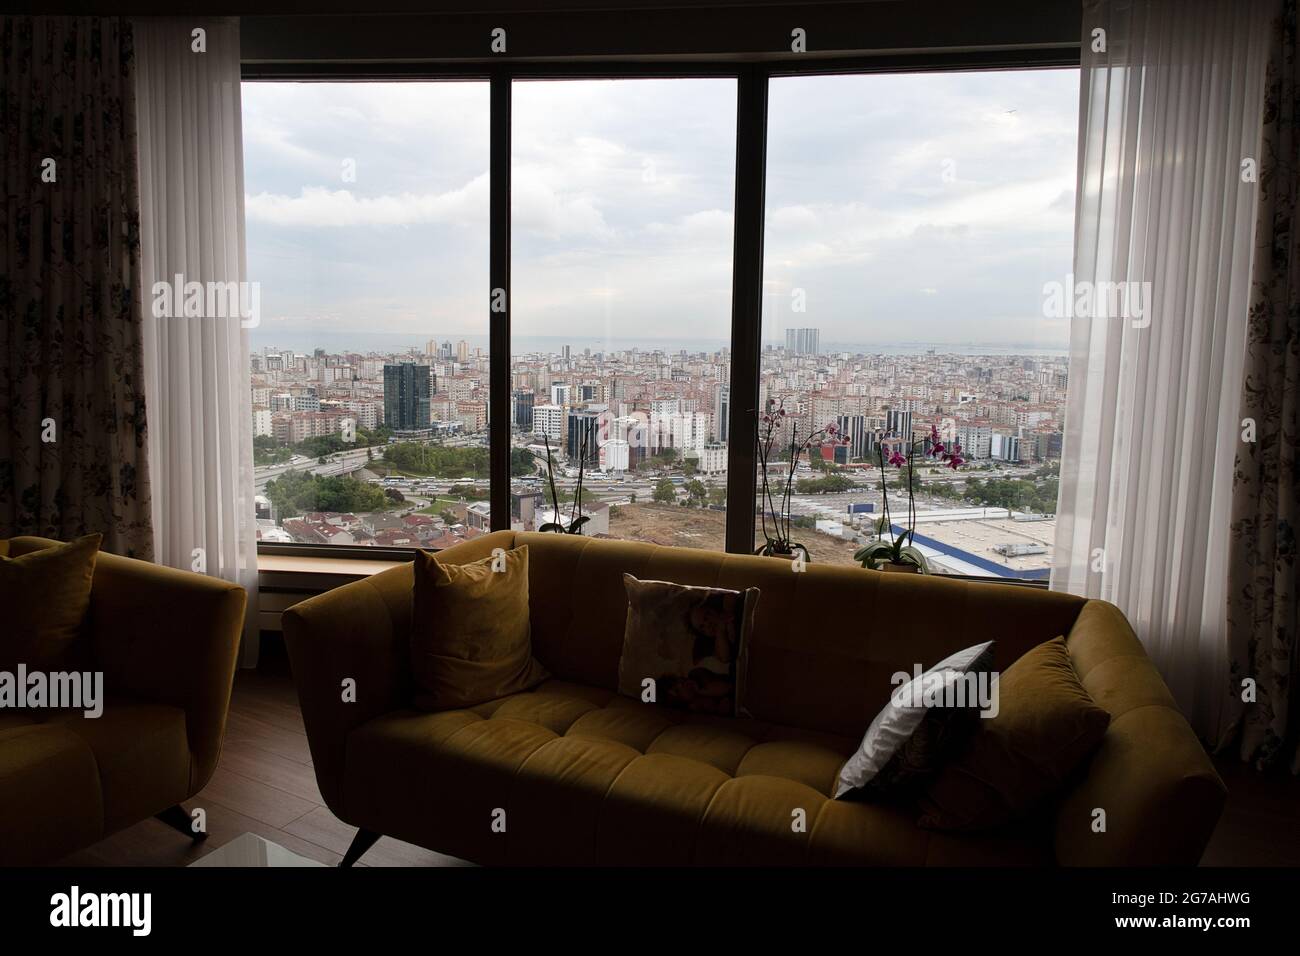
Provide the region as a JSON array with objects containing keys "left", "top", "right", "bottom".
[
  {"left": 242, "top": 65, "right": 1080, "bottom": 581},
  {"left": 758, "top": 70, "right": 1077, "bottom": 577},
  {"left": 243, "top": 81, "right": 492, "bottom": 550},
  {"left": 509, "top": 79, "right": 736, "bottom": 547}
]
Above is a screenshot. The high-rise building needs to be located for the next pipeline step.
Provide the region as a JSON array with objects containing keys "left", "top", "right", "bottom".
[
  {"left": 835, "top": 414, "right": 868, "bottom": 459},
  {"left": 957, "top": 422, "right": 993, "bottom": 460},
  {"left": 532, "top": 403, "right": 565, "bottom": 442},
  {"left": 785, "top": 327, "right": 820, "bottom": 355},
  {"left": 383, "top": 363, "right": 432, "bottom": 430},
  {"left": 885, "top": 408, "right": 913, "bottom": 441},
  {"left": 996, "top": 434, "right": 1022, "bottom": 463},
  {"left": 513, "top": 389, "right": 535, "bottom": 430},
  {"left": 567, "top": 409, "right": 601, "bottom": 466},
  {"left": 649, "top": 398, "right": 680, "bottom": 420},
  {"left": 551, "top": 383, "right": 571, "bottom": 406},
  {"left": 456, "top": 340, "right": 469, "bottom": 363},
  {"left": 715, "top": 383, "right": 731, "bottom": 442},
  {"left": 601, "top": 438, "right": 630, "bottom": 472},
  {"left": 663, "top": 411, "right": 712, "bottom": 457},
  {"left": 697, "top": 442, "right": 727, "bottom": 475}
]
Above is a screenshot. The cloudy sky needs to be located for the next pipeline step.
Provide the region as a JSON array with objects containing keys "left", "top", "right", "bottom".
[{"left": 242, "top": 69, "right": 1078, "bottom": 351}]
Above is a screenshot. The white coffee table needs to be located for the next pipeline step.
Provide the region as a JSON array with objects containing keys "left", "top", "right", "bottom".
[{"left": 189, "top": 832, "right": 326, "bottom": 867}]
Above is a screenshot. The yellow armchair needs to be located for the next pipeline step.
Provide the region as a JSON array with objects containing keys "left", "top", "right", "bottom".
[{"left": 0, "top": 536, "right": 246, "bottom": 865}]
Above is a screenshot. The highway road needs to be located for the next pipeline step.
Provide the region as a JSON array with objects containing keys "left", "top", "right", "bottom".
[
  {"left": 255, "top": 441, "right": 1046, "bottom": 526},
  {"left": 254, "top": 445, "right": 386, "bottom": 492}
]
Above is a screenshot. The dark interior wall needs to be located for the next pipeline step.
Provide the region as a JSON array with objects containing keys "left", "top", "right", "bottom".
[{"left": 7, "top": 2, "right": 1081, "bottom": 64}]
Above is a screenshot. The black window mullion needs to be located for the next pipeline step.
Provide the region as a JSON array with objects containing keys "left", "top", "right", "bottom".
[
  {"left": 725, "top": 65, "right": 768, "bottom": 556},
  {"left": 489, "top": 71, "right": 512, "bottom": 532}
]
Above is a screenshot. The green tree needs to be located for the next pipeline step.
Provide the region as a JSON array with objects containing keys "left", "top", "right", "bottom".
[
  {"left": 512, "top": 447, "right": 539, "bottom": 477},
  {"left": 264, "top": 470, "right": 387, "bottom": 517},
  {"left": 685, "top": 479, "right": 707, "bottom": 507},
  {"left": 892, "top": 466, "right": 922, "bottom": 493},
  {"left": 795, "top": 473, "right": 856, "bottom": 494},
  {"left": 253, "top": 435, "right": 292, "bottom": 466},
  {"left": 648, "top": 447, "right": 679, "bottom": 470},
  {"left": 381, "top": 442, "right": 490, "bottom": 478},
  {"left": 962, "top": 476, "right": 1058, "bottom": 513},
  {"left": 652, "top": 478, "right": 677, "bottom": 504}
]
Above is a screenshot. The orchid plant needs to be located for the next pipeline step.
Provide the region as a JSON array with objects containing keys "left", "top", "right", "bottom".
[
  {"left": 755, "top": 399, "right": 850, "bottom": 561},
  {"left": 536, "top": 433, "right": 589, "bottom": 534},
  {"left": 854, "top": 423, "right": 965, "bottom": 572}
]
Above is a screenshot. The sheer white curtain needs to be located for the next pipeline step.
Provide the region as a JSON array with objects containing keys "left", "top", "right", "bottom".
[
  {"left": 1053, "top": 0, "right": 1273, "bottom": 736},
  {"left": 134, "top": 18, "right": 259, "bottom": 665}
]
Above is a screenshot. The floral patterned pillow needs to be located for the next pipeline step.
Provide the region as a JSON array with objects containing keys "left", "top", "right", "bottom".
[{"left": 617, "top": 574, "right": 760, "bottom": 716}]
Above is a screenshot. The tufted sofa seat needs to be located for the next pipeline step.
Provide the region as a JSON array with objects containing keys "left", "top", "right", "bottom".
[
  {"left": 284, "top": 530, "right": 1225, "bottom": 866},
  {"left": 341, "top": 679, "right": 1052, "bottom": 866}
]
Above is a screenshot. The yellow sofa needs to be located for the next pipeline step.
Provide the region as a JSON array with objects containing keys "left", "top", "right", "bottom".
[
  {"left": 284, "top": 531, "right": 1225, "bottom": 866},
  {"left": 0, "top": 536, "right": 246, "bottom": 865}
]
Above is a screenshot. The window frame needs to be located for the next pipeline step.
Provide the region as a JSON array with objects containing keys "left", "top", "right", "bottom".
[{"left": 241, "top": 44, "right": 1080, "bottom": 584}]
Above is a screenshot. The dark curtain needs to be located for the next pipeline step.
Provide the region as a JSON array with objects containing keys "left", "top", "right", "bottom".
[
  {"left": 1224, "top": 0, "right": 1300, "bottom": 773},
  {"left": 0, "top": 17, "right": 152, "bottom": 557}
]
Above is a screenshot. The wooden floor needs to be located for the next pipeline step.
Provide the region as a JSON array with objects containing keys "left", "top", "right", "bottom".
[
  {"left": 1201, "top": 758, "right": 1300, "bottom": 866},
  {"left": 56, "top": 657, "right": 1300, "bottom": 867},
  {"left": 56, "top": 666, "right": 468, "bottom": 868}
]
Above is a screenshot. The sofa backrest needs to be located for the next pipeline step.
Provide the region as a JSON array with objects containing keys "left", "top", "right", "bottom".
[{"left": 515, "top": 531, "right": 1087, "bottom": 738}]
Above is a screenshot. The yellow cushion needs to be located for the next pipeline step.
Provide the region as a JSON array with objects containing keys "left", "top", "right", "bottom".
[
  {"left": 918, "top": 636, "right": 1111, "bottom": 831},
  {"left": 410, "top": 544, "right": 548, "bottom": 711},
  {"left": 0, "top": 533, "right": 101, "bottom": 671}
]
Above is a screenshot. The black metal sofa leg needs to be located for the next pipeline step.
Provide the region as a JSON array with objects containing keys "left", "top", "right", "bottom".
[
  {"left": 340, "top": 829, "right": 380, "bottom": 867},
  {"left": 156, "top": 804, "right": 208, "bottom": 842}
]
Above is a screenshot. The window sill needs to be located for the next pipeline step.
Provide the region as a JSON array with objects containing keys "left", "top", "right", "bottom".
[{"left": 258, "top": 553, "right": 408, "bottom": 577}]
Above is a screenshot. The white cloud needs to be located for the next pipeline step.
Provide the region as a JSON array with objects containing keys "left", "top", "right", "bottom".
[
  {"left": 245, "top": 175, "right": 488, "bottom": 228},
  {"left": 243, "top": 70, "right": 1079, "bottom": 345}
]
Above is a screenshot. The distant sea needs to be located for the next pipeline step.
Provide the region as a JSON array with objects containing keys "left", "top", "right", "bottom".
[{"left": 250, "top": 329, "right": 1068, "bottom": 358}]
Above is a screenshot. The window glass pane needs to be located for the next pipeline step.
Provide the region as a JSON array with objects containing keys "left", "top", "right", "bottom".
[
  {"left": 759, "top": 69, "right": 1077, "bottom": 577},
  {"left": 510, "top": 79, "right": 736, "bottom": 547},
  {"left": 242, "top": 81, "right": 491, "bottom": 549}
]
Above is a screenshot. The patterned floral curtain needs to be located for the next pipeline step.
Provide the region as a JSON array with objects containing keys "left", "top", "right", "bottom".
[
  {"left": 0, "top": 17, "right": 152, "bottom": 557},
  {"left": 1223, "top": 0, "right": 1300, "bottom": 773}
]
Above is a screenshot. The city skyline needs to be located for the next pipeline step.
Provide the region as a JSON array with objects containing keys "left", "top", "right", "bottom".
[{"left": 251, "top": 329, "right": 1065, "bottom": 575}]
